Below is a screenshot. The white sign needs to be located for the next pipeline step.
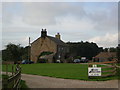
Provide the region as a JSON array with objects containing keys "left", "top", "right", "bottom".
[
  {"left": 88, "top": 65, "right": 101, "bottom": 76},
  {"left": 81, "top": 57, "right": 86, "bottom": 59}
]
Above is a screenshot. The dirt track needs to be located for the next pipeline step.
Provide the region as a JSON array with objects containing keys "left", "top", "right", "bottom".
[{"left": 21, "top": 74, "right": 118, "bottom": 88}]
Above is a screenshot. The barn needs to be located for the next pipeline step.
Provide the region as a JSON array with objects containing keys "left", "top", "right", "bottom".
[{"left": 93, "top": 52, "right": 117, "bottom": 62}]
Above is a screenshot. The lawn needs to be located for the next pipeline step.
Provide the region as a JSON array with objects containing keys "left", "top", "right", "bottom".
[{"left": 2, "top": 63, "right": 119, "bottom": 81}]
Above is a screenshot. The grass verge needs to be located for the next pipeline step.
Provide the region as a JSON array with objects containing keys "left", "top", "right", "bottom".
[{"left": 2, "top": 63, "right": 119, "bottom": 81}]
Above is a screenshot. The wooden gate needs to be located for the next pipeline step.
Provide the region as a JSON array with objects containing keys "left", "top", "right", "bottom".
[
  {"left": 2, "top": 64, "right": 21, "bottom": 89},
  {"left": 88, "top": 61, "right": 117, "bottom": 78}
]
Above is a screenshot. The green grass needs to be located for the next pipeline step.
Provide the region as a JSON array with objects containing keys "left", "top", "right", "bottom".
[
  {"left": 2, "top": 63, "right": 119, "bottom": 81},
  {"left": 2, "top": 74, "right": 9, "bottom": 80},
  {"left": 117, "top": 64, "right": 120, "bottom": 66}
]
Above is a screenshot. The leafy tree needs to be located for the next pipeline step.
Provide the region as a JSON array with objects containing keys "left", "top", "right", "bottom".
[
  {"left": 103, "top": 47, "right": 117, "bottom": 52},
  {"left": 2, "top": 50, "right": 11, "bottom": 61},
  {"left": 21, "top": 46, "right": 30, "bottom": 60},
  {"left": 117, "top": 46, "right": 120, "bottom": 63},
  {"left": 104, "top": 48, "right": 108, "bottom": 52},
  {"left": 109, "top": 47, "right": 117, "bottom": 52},
  {"left": 2, "top": 43, "right": 24, "bottom": 62},
  {"left": 66, "top": 41, "right": 103, "bottom": 60}
]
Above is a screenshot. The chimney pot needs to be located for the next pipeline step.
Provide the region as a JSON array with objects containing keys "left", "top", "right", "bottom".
[
  {"left": 41, "top": 29, "right": 47, "bottom": 38},
  {"left": 55, "top": 32, "right": 61, "bottom": 40}
]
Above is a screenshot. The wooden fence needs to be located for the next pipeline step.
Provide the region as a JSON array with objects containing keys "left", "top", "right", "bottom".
[
  {"left": 2, "top": 64, "right": 21, "bottom": 89},
  {"left": 88, "top": 61, "right": 117, "bottom": 78}
]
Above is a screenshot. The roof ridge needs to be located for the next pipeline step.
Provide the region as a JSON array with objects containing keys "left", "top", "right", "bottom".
[{"left": 47, "top": 36, "right": 67, "bottom": 46}]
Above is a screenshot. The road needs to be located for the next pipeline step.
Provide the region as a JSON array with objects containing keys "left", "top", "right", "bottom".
[{"left": 21, "top": 74, "right": 118, "bottom": 88}]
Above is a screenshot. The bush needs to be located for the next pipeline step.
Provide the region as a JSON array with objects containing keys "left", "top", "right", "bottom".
[
  {"left": 40, "top": 51, "right": 53, "bottom": 57},
  {"left": 20, "top": 80, "right": 29, "bottom": 89}
]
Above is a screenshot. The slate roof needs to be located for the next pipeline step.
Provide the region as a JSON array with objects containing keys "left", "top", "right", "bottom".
[
  {"left": 31, "top": 37, "right": 41, "bottom": 45},
  {"left": 31, "top": 36, "right": 67, "bottom": 46},
  {"left": 47, "top": 36, "right": 67, "bottom": 46}
]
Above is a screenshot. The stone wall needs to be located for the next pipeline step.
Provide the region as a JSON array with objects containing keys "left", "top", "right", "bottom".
[{"left": 31, "top": 37, "right": 57, "bottom": 63}]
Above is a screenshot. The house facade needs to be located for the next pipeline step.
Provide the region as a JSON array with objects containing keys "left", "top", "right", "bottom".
[{"left": 31, "top": 29, "right": 69, "bottom": 63}]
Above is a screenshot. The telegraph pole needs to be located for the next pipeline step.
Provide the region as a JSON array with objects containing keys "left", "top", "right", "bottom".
[
  {"left": 29, "top": 37, "right": 30, "bottom": 46},
  {"left": 119, "top": 40, "right": 120, "bottom": 47},
  {"left": 28, "top": 37, "right": 31, "bottom": 61},
  {"left": 118, "top": 40, "right": 120, "bottom": 63}
]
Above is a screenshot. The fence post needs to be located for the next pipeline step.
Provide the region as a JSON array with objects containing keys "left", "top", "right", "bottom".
[
  {"left": 6, "top": 64, "right": 8, "bottom": 76},
  {"left": 12, "top": 64, "right": 14, "bottom": 75},
  {"left": 3, "top": 79, "right": 8, "bottom": 89}
]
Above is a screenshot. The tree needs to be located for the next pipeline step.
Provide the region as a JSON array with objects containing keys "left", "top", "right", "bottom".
[
  {"left": 3, "top": 43, "right": 24, "bottom": 62},
  {"left": 103, "top": 47, "right": 117, "bottom": 52},
  {"left": 109, "top": 47, "right": 117, "bottom": 52},
  {"left": 117, "top": 46, "right": 120, "bottom": 63},
  {"left": 66, "top": 41, "right": 103, "bottom": 60},
  {"left": 2, "top": 49, "right": 11, "bottom": 61},
  {"left": 21, "top": 46, "right": 30, "bottom": 60},
  {"left": 104, "top": 48, "right": 108, "bottom": 52},
  {"left": 2, "top": 43, "right": 31, "bottom": 62}
]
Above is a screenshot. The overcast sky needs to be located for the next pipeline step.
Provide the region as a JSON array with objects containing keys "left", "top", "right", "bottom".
[{"left": 2, "top": 2, "right": 118, "bottom": 49}]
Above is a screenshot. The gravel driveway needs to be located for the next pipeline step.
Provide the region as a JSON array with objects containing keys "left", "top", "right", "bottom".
[{"left": 21, "top": 74, "right": 118, "bottom": 88}]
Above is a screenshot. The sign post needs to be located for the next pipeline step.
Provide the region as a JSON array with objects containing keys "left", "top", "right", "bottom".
[{"left": 88, "top": 65, "right": 101, "bottom": 77}]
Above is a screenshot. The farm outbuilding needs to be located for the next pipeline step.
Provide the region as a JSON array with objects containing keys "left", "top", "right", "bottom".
[{"left": 93, "top": 52, "right": 117, "bottom": 62}]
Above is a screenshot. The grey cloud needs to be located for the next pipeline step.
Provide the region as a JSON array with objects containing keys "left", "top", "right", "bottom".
[
  {"left": 2, "top": 2, "right": 118, "bottom": 48},
  {"left": 21, "top": 2, "right": 118, "bottom": 34},
  {"left": 87, "top": 3, "right": 118, "bottom": 31},
  {"left": 22, "top": 2, "right": 86, "bottom": 25},
  {"left": 3, "top": 2, "right": 117, "bottom": 31},
  {"left": 89, "top": 33, "right": 118, "bottom": 48}
]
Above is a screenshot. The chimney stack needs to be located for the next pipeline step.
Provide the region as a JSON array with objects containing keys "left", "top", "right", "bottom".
[
  {"left": 108, "top": 48, "right": 110, "bottom": 53},
  {"left": 41, "top": 29, "right": 47, "bottom": 38},
  {"left": 55, "top": 33, "right": 61, "bottom": 40}
]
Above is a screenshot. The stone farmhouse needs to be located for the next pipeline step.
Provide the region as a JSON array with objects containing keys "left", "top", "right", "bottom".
[{"left": 31, "top": 29, "right": 69, "bottom": 63}]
